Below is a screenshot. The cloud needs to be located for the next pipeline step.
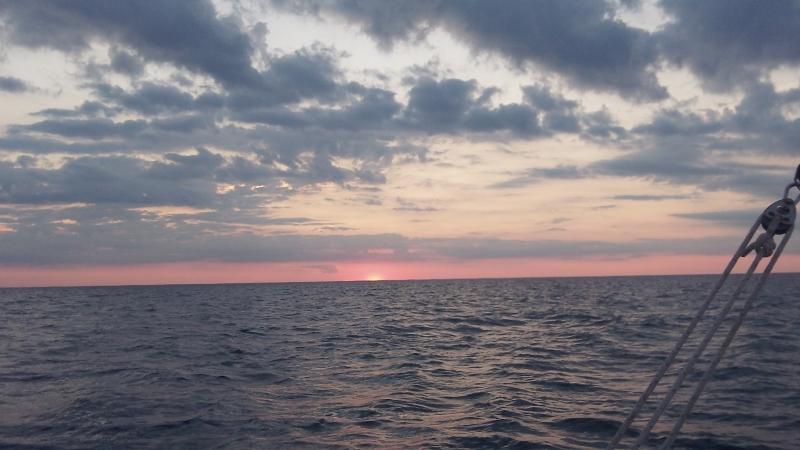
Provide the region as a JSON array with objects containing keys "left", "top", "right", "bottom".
[
  {"left": 580, "top": 109, "right": 628, "bottom": 142},
  {"left": 148, "top": 147, "right": 224, "bottom": 180},
  {"left": 33, "top": 101, "right": 117, "bottom": 119},
  {"left": 592, "top": 154, "right": 792, "bottom": 199},
  {"left": 0, "top": 206, "right": 414, "bottom": 265},
  {"left": 3, "top": 52, "right": 591, "bottom": 176},
  {"left": 232, "top": 82, "right": 401, "bottom": 131},
  {"left": 1, "top": 0, "right": 797, "bottom": 274},
  {"left": 393, "top": 197, "right": 440, "bottom": 212},
  {"left": 279, "top": 0, "right": 667, "bottom": 100},
  {"left": 0, "top": 76, "right": 29, "bottom": 93},
  {"left": 0, "top": 153, "right": 221, "bottom": 207},
  {"left": 257, "top": 47, "right": 343, "bottom": 104},
  {"left": 108, "top": 47, "right": 145, "bottom": 77},
  {"left": 0, "top": 146, "right": 364, "bottom": 208},
  {"left": 304, "top": 264, "right": 338, "bottom": 274},
  {"left": 91, "top": 82, "right": 205, "bottom": 115},
  {"left": 397, "top": 77, "right": 605, "bottom": 138},
  {"left": 21, "top": 118, "right": 149, "bottom": 140},
  {"left": 417, "top": 235, "right": 735, "bottom": 260},
  {"left": 585, "top": 80, "right": 800, "bottom": 197},
  {"left": 403, "top": 78, "right": 481, "bottom": 131},
  {"left": 658, "top": 0, "right": 800, "bottom": 89},
  {"left": 0, "top": 204, "right": 749, "bottom": 266},
  {"left": 613, "top": 194, "right": 691, "bottom": 201},
  {"left": 523, "top": 85, "right": 580, "bottom": 132},
  {"left": 672, "top": 209, "right": 763, "bottom": 229},
  {"left": 233, "top": 76, "right": 586, "bottom": 139},
  {"left": 0, "top": 2, "right": 340, "bottom": 104},
  {"left": 491, "top": 164, "right": 586, "bottom": 189},
  {"left": 0, "top": 0, "right": 260, "bottom": 88},
  {"left": 632, "top": 109, "right": 722, "bottom": 137},
  {"left": 233, "top": 75, "right": 541, "bottom": 137},
  {"left": 630, "top": 80, "right": 800, "bottom": 153}
]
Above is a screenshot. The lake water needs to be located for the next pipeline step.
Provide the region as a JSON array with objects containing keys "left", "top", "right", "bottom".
[{"left": 2, "top": 275, "right": 799, "bottom": 449}]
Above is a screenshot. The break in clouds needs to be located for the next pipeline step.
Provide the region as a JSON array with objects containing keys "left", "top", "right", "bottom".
[{"left": 0, "top": 0, "right": 799, "bottom": 267}]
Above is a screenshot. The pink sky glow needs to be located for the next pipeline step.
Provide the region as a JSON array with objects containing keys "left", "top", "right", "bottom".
[{"left": 3, "top": 254, "right": 799, "bottom": 288}]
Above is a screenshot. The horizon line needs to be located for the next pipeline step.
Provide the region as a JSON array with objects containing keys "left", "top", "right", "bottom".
[{"left": 3, "top": 271, "right": 799, "bottom": 290}]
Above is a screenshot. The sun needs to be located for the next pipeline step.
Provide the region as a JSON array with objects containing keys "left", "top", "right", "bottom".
[{"left": 365, "top": 273, "right": 384, "bottom": 281}]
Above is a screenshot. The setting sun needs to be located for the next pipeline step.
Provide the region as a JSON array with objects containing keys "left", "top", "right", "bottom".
[{"left": 365, "top": 273, "right": 384, "bottom": 281}]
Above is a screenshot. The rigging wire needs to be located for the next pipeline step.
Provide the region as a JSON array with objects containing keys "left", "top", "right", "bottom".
[{"left": 608, "top": 165, "right": 799, "bottom": 449}]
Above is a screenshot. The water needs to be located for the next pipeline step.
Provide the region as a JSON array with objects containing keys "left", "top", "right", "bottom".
[{"left": 1, "top": 275, "right": 799, "bottom": 449}]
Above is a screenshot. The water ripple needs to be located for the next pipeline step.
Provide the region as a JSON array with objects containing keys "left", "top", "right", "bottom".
[{"left": 1, "top": 275, "right": 798, "bottom": 448}]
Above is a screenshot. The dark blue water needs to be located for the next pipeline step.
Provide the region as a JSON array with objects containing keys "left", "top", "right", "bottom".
[{"left": 2, "top": 275, "right": 799, "bottom": 449}]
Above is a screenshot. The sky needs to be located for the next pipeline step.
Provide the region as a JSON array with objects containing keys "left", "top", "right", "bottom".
[{"left": 0, "top": 0, "right": 799, "bottom": 287}]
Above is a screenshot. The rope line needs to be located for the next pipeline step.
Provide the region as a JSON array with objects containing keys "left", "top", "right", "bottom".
[
  {"left": 630, "top": 213, "right": 781, "bottom": 449},
  {"left": 608, "top": 165, "right": 798, "bottom": 450},
  {"left": 605, "top": 219, "right": 760, "bottom": 449},
  {"left": 660, "top": 226, "right": 794, "bottom": 449}
]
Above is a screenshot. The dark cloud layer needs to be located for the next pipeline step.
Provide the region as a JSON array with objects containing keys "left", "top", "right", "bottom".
[
  {"left": 0, "top": 0, "right": 259, "bottom": 88},
  {"left": 673, "top": 209, "right": 762, "bottom": 228},
  {"left": 492, "top": 165, "right": 586, "bottom": 189},
  {"left": 0, "top": 152, "right": 220, "bottom": 207},
  {"left": 277, "top": 0, "right": 667, "bottom": 100},
  {"left": 0, "top": 203, "right": 745, "bottom": 266},
  {"left": 0, "top": 144, "right": 398, "bottom": 209},
  {"left": 613, "top": 194, "right": 691, "bottom": 201},
  {"left": 658, "top": 0, "right": 800, "bottom": 88},
  {"left": 596, "top": 82, "right": 800, "bottom": 196},
  {"left": 0, "top": 76, "right": 29, "bottom": 92},
  {"left": 402, "top": 78, "right": 544, "bottom": 136},
  {"left": 491, "top": 78, "right": 799, "bottom": 196}
]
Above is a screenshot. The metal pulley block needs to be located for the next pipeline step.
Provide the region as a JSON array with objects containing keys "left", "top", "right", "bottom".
[
  {"left": 759, "top": 198, "right": 796, "bottom": 235},
  {"left": 741, "top": 233, "right": 777, "bottom": 258}
]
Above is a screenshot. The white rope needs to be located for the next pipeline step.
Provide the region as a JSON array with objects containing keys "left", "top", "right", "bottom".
[
  {"left": 606, "top": 220, "right": 760, "bottom": 449},
  {"left": 659, "top": 225, "right": 794, "bottom": 449},
  {"left": 630, "top": 213, "right": 782, "bottom": 449},
  {"left": 630, "top": 252, "right": 764, "bottom": 448},
  {"left": 608, "top": 168, "right": 799, "bottom": 449}
]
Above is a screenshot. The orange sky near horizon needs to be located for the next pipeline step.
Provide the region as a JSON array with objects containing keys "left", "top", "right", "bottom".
[{"left": 3, "top": 253, "right": 800, "bottom": 288}]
